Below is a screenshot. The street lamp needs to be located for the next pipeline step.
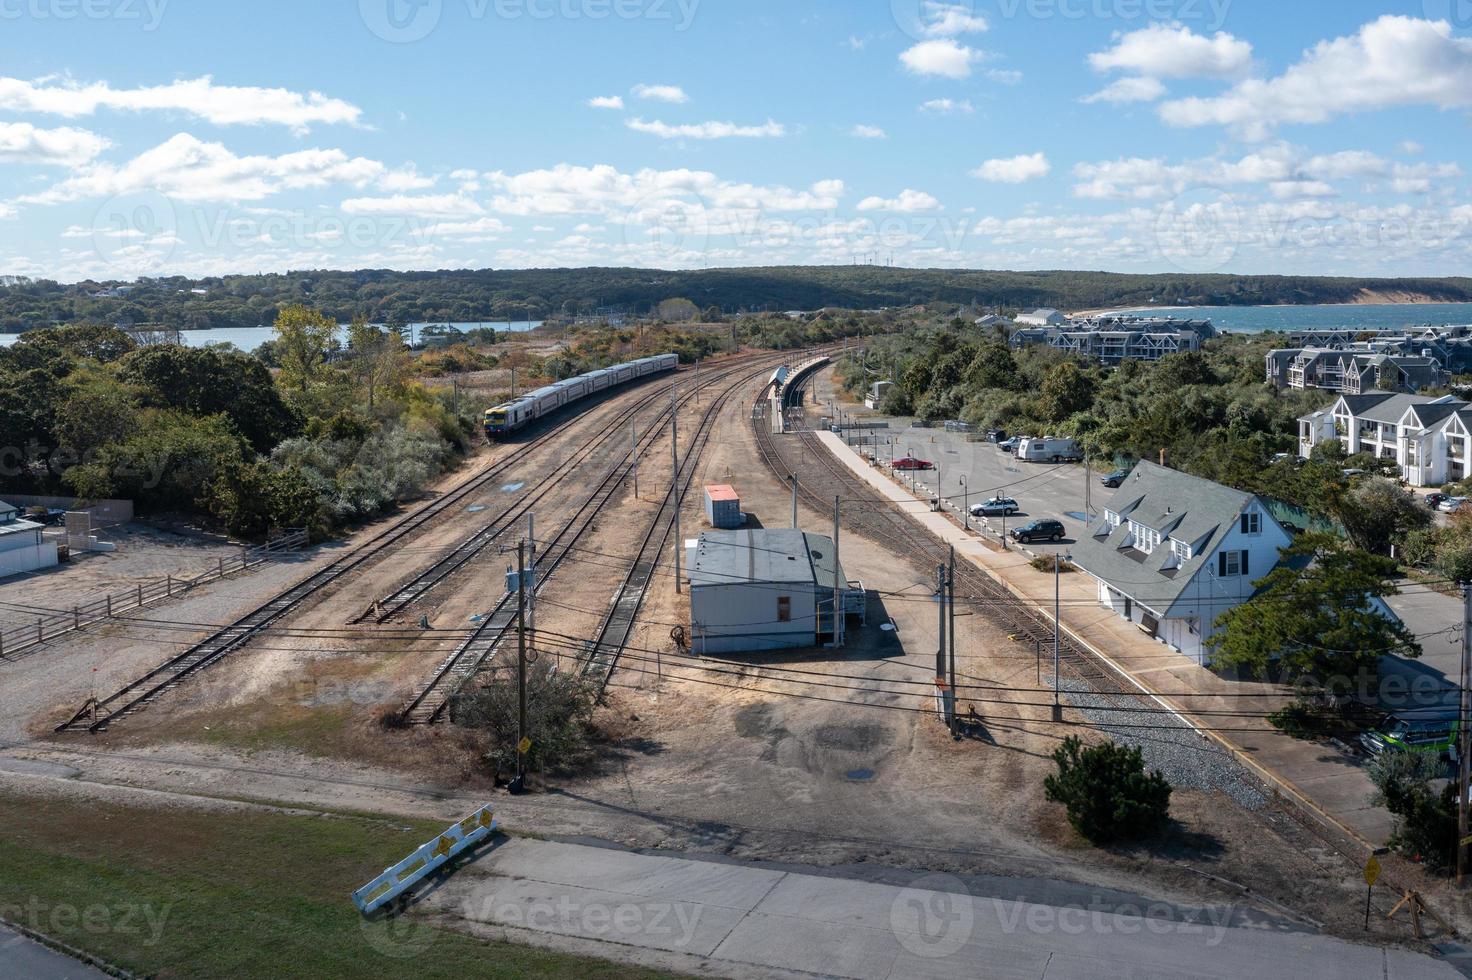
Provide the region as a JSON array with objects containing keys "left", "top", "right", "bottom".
[
  {"left": 1053, "top": 550, "right": 1071, "bottom": 722},
  {"left": 960, "top": 476, "right": 969, "bottom": 530}
]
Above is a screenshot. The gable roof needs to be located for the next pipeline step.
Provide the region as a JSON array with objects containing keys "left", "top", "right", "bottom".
[{"left": 1071, "top": 461, "right": 1280, "bottom": 617}]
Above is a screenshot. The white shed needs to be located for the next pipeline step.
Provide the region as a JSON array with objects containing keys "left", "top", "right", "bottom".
[
  {"left": 0, "top": 501, "right": 58, "bottom": 579},
  {"left": 688, "top": 529, "right": 861, "bottom": 654}
]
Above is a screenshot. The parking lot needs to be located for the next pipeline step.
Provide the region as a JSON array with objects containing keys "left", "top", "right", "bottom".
[{"left": 818, "top": 409, "right": 1100, "bottom": 558}]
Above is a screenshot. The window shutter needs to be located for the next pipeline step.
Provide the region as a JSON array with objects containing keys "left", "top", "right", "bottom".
[
  {"left": 1240, "top": 514, "right": 1249, "bottom": 533},
  {"left": 1218, "top": 552, "right": 1227, "bottom": 576},
  {"left": 1241, "top": 550, "right": 1249, "bottom": 576}
]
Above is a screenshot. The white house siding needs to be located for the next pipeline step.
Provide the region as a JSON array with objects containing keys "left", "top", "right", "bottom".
[
  {"left": 691, "top": 582, "right": 817, "bottom": 654},
  {"left": 0, "top": 540, "right": 57, "bottom": 578}
]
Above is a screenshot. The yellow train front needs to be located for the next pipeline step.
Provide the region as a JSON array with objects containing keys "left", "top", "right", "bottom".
[{"left": 483, "top": 353, "right": 679, "bottom": 440}]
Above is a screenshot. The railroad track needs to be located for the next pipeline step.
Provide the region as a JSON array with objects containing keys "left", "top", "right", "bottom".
[
  {"left": 52, "top": 363, "right": 711, "bottom": 734},
  {"left": 401, "top": 352, "right": 798, "bottom": 723},
  {"left": 577, "top": 351, "right": 823, "bottom": 692},
  {"left": 354, "top": 357, "right": 765, "bottom": 624},
  {"left": 755, "top": 371, "right": 1125, "bottom": 695}
]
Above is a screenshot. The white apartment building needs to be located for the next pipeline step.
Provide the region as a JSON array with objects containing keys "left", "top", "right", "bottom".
[{"left": 1298, "top": 392, "right": 1472, "bottom": 487}]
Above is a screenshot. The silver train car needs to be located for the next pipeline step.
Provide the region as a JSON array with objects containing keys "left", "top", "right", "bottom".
[{"left": 484, "top": 353, "right": 679, "bottom": 438}]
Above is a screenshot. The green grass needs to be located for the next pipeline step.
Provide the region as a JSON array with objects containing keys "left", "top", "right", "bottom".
[{"left": 0, "top": 791, "right": 680, "bottom": 979}]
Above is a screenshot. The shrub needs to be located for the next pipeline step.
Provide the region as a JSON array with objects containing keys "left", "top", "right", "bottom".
[
  {"left": 454, "top": 665, "right": 601, "bottom": 776},
  {"left": 1031, "top": 555, "right": 1075, "bottom": 574},
  {"left": 1368, "top": 749, "right": 1457, "bottom": 870},
  {"left": 1043, "top": 736, "right": 1172, "bottom": 844}
]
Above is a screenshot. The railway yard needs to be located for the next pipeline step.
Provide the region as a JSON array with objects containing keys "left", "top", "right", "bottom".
[{"left": 0, "top": 345, "right": 1462, "bottom": 976}]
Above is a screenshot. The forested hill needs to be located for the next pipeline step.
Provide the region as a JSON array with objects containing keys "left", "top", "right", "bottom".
[{"left": 5, "top": 266, "right": 1472, "bottom": 332}]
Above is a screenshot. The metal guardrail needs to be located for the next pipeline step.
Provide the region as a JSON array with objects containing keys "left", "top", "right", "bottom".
[
  {"left": 0, "top": 529, "right": 308, "bottom": 659},
  {"left": 352, "top": 805, "right": 497, "bottom": 914}
]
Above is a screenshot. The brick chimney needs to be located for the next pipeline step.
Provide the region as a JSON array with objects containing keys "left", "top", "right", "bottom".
[{"left": 1159, "top": 448, "right": 1168, "bottom": 468}]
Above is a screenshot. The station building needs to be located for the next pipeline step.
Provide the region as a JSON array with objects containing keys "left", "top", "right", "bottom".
[{"left": 687, "top": 529, "right": 863, "bottom": 654}]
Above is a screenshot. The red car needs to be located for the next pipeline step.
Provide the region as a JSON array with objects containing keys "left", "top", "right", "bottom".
[{"left": 891, "top": 456, "right": 935, "bottom": 471}]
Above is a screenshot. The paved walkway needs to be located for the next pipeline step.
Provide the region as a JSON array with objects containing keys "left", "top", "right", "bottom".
[
  {"left": 0, "top": 924, "right": 106, "bottom": 980},
  {"left": 433, "top": 837, "right": 1455, "bottom": 979},
  {"left": 814, "top": 431, "right": 1395, "bottom": 846}
]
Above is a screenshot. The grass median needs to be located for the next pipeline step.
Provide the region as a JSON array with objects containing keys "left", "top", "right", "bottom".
[{"left": 0, "top": 790, "right": 678, "bottom": 979}]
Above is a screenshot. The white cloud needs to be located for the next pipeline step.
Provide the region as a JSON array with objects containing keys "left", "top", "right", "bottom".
[
  {"left": 919, "top": 98, "right": 974, "bottom": 115},
  {"left": 921, "top": 2, "right": 988, "bottom": 37},
  {"left": 483, "top": 163, "right": 843, "bottom": 219},
  {"left": 851, "top": 124, "right": 888, "bottom": 139},
  {"left": 631, "top": 84, "right": 689, "bottom": 104},
  {"left": 341, "top": 193, "right": 483, "bottom": 216},
  {"left": 1082, "top": 77, "right": 1166, "bottom": 105},
  {"left": 588, "top": 95, "right": 624, "bottom": 110},
  {"left": 1400, "top": 140, "right": 1424, "bottom": 155},
  {"left": 0, "top": 121, "right": 109, "bottom": 165},
  {"left": 1160, "top": 16, "right": 1472, "bottom": 137},
  {"left": 972, "top": 152, "right": 1051, "bottom": 183},
  {"left": 857, "top": 189, "right": 940, "bottom": 212},
  {"left": 21, "top": 133, "right": 386, "bottom": 204},
  {"left": 900, "top": 39, "right": 982, "bottom": 79},
  {"left": 984, "top": 68, "right": 1022, "bottom": 86},
  {"left": 1089, "top": 24, "right": 1252, "bottom": 79},
  {"left": 413, "top": 216, "right": 509, "bottom": 238},
  {"left": 0, "top": 75, "right": 362, "bottom": 134},
  {"left": 626, "top": 118, "right": 785, "bottom": 139},
  {"left": 377, "top": 166, "right": 436, "bottom": 192}
]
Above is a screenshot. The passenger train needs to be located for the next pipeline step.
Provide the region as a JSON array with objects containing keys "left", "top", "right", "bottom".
[{"left": 484, "top": 353, "right": 679, "bottom": 438}]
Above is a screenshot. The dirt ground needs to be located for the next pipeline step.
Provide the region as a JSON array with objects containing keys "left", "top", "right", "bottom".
[{"left": 0, "top": 353, "right": 1448, "bottom": 960}]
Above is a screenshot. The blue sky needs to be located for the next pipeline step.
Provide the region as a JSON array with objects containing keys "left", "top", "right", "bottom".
[{"left": 3, "top": 0, "right": 1471, "bottom": 281}]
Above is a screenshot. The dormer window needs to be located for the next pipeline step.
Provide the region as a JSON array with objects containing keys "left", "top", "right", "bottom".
[
  {"left": 1240, "top": 512, "right": 1261, "bottom": 535},
  {"left": 1130, "top": 522, "right": 1161, "bottom": 555},
  {"left": 1171, "top": 539, "right": 1192, "bottom": 562},
  {"left": 1105, "top": 510, "right": 1121, "bottom": 529}
]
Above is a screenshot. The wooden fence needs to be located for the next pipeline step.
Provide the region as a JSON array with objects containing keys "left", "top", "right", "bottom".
[{"left": 0, "top": 529, "right": 309, "bottom": 659}]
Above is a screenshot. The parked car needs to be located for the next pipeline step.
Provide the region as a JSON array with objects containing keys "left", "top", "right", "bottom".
[
  {"left": 998, "top": 436, "right": 1025, "bottom": 454},
  {"left": 1341, "top": 467, "right": 1367, "bottom": 479},
  {"left": 970, "top": 497, "right": 1020, "bottom": 517},
  {"left": 1270, "top": 452, "right": 1296, "bottom": 464},
  {"left": 1100, "top": 468, "right": 1131, "bottom": 489},
  {"left": 891, "top": 456, "right": 934, "bottom": 471},
  {"left": 1360, "top": 710, "right": 1459, "bottom": 762},
  {"left": 1009, "top": 519, "right": 1066, "bottom": 544},
  {"left": 1426, "top": 492, "right": 1448, "bottom": 510},
  {"left": 1018, "top": 437, "right": 1084, "bottom": 463},
  {"left": 1438, "top": 496, "right": 1470, "bottom": 514}
]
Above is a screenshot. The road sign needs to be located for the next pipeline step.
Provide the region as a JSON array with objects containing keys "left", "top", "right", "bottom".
[
  {"left": 1364, "top": 855, "right": 1381, "bottom": 887},
  {"left": 517, "top": 736, "right": 532, "bottom": 755}
]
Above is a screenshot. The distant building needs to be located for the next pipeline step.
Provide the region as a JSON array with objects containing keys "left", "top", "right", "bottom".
[
  {"left": 1015, "top": 308, "right": 1066, "bottom": 327},
  {"left": 1265, "top": 348, "right": 1445, "bottom": 394},
  {"left": 1071, "top": 463, "right": 1293, "bottom": 664},
  {"left": 865, "top": 381, "right": 894, "bottom": 409},
  {"left": 1010, "top": 315, "right": 1217, "bottom": 365},
  {"left": 974, "top": 314, "right": 1013, "bottom": 330},
  {"left": 0, "top": 500, "right": 59, "bottom": 579},
  {"left": 1298, "top": 392, "right": 1472, "bottom": 487},
  {"left": 687, "top": 529, "right": 864, "bottom": 654}
]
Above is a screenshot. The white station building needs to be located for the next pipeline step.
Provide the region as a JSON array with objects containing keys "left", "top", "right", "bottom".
[{"left": 687, "top": 529, "right": 864, "bottom": 654}]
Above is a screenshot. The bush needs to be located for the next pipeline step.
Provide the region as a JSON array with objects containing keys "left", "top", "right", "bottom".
[
  {"left": 1043, "top": 736, "right": 1172, "bottom": 844},
  {"left": 1368, "top": 750, "right": 1458, "bottom": 870},
  {"left": 453, "top": 665, "right": 601, "bottom": 776}
]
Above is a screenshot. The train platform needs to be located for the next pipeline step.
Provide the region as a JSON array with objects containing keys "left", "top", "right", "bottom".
[{"left": 814, "top": 430, "right": 1396, "bottom": 850}]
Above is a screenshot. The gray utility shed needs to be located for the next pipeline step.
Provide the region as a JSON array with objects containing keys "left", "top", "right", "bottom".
[{"left": 688, "top": 529, "right": 860, "bottom": 654}]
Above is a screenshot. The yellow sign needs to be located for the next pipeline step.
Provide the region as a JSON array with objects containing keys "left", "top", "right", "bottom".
[
  {"left": 517, "top": 736, "right": 532, "bottom": 755},
  {"left": 431, "top": 836, "right": 454, "bottom": 859},
  {"left": 1461, "top": 835, "right": 1472, "bottom": 847},
  {"left": 1364, "top": 856, "right": 1381, "bottom": 887}
]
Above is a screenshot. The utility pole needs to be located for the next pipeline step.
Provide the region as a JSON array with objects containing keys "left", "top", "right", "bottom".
[
  {"left": 1084, "top": 443, "right": 1092, "bottom": 519},
  {"left": 1459, "top": 582, "right": 1471, "bottom": 885},
  {"left": 631, "top": 421, "right": 639, "bottom": 500},
  {"left": 1053, "top": 554, "right": 1064, "bottom": 722},
  {"left": 832, "top": 495, "right": 843, "bottom": 647},
  {"left": 527, "top": 513, "right": 538, "bottom": 667},
  {"left": 790, "top": 475, "right": 799, "bottom": 529},
  {"left": 936, "top": 563, "right": 947, "bottom": 684},
  {"left": 513, "top": 540, "right": 528, "bottom": 795},
  {"left": 948, "top": 546, "right": 959, "bottom": 739},
  {"left": 672, "top": 385, "right": 682, "bottom": 595}
]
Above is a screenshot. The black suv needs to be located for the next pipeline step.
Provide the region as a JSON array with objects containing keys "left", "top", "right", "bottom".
[{"left": 1010, "top": 519, "right": 1065, "bottom": 544}]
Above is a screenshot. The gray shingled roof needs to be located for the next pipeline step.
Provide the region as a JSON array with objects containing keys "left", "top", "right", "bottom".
[
  {"left": 689, "top": 529, "right": 846, "bottom": 590},
  {"left": 1071, "top": 461, "right": 1255, "bottom": 616}
]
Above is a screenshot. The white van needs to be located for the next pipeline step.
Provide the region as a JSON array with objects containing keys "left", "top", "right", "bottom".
[{"left": 1018, "top": 437, "right": 1083, "bottom": 463}]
